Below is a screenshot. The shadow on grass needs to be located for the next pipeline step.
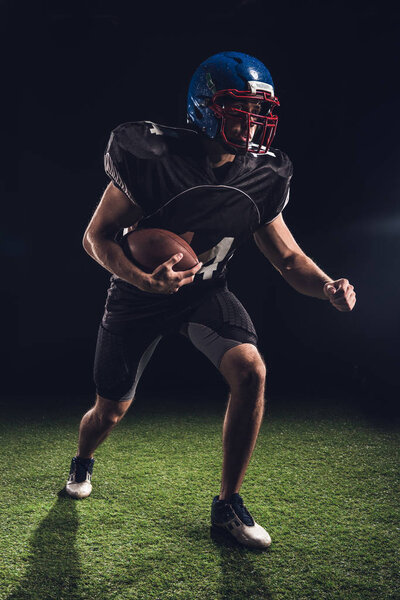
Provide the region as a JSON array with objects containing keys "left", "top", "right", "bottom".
[
  {"left": 210, "top": 526, "right": 272, "bottom": 600},
  {"left": 6, "top": 490, "right": 82, "bottom": 600}
]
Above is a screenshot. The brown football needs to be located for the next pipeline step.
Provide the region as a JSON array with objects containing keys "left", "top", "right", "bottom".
[{"left": 123, "top": 228, "right": 199, "bottom": 273}]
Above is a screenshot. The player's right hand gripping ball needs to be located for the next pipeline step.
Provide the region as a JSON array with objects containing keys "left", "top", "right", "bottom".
[{"left": 124, "top": 228, "right": 199, "bottom": 272}]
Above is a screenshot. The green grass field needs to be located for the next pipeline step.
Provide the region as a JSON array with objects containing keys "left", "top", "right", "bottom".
[{"left": 0, "top": 391, "right": 399, "bottom": 600}]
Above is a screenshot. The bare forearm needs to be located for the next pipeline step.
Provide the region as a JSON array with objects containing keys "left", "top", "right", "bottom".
[
  {"left": 277, "top": 254, "right": 333, "bottom": 300},
  {"left": 84, "top": 234, "right": 148, "bottom": 289}
]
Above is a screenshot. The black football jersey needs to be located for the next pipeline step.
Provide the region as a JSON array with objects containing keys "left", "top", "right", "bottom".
[{"left": 104, "top": 120, "right": 292, "bottom": 293}]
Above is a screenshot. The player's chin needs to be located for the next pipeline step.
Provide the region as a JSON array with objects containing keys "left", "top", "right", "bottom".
[{"left": 231, "top": 135, "right": 253, "bottom": 146}]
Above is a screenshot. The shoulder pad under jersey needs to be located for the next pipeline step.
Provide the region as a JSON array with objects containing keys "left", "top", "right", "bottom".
[
  {"left": 250, "top": 146, "right": 293, "bottom": 179},
  {"left": 107, "top": 121, "right": 199, "bottom": 160}
]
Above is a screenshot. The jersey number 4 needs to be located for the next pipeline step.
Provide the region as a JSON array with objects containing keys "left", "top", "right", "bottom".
[{"left": 198, "top": 237, "right": 234, "bottom": 280}]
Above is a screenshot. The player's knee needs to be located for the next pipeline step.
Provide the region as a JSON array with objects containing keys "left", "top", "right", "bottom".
[
  {"left": 237, "top": 361, "right": 266, "bottom": 390},
  {"left": 95, "top": 395, "right": 132, "bottom": 426},
  {"left": 102, "top": 411, "right": 122, "bottom": 427},
  {"left": 221, "top": 345, "right": 266, "bottom": 390}
]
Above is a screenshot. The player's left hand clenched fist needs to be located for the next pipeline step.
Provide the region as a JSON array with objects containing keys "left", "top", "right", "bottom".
[{"left": 323, "top": 279, "right": 356, "bottom": 312}]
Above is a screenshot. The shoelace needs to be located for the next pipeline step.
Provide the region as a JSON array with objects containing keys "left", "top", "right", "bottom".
[
  {"left": 214, "top": 501, "right": 235, "bottom": 522},
  {"left": 213, "top": 494, "right": 255, "bottom": 527},
  {"left": 72, "top": 458, "right": 93, "bottom": 483},
  {"left": 229, "top": 494, "right": 255, "bottom": 526}
]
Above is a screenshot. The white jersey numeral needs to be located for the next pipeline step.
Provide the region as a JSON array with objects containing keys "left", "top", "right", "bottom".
[
  {"left": 148, "top": 122, "right": 164, "bottom": 136},
  {"left": 198, "top": 237, "right": 234, "bottom": 280}
]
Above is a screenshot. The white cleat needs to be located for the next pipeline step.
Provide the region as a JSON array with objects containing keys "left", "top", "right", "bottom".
[
  {"left": 65, "top": 457, "right": 94, "bottom": 499},
  {"left": 211, "top": 493, "right": 271, "bottom": 549}
]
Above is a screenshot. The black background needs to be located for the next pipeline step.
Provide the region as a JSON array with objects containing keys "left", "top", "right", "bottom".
[{"left": 2, "top": 0, "right": 399, "bottom": 414}]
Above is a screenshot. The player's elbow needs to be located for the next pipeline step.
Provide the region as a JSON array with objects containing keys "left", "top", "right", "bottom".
[
  {"left": 83, "top": 228, "right": 115, "bottom": 257},
  {"left": 82, "top": 231, "right": 93, "bottom": 255}
]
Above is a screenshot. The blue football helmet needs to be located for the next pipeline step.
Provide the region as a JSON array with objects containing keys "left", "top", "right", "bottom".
[{"left": 187, "top": 51, "right": 280, "bottom": 155}]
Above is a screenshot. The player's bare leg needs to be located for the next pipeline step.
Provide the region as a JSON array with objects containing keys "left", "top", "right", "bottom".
[
  {"left": 66, "top": 395, "right": 133, "bottom": 498},
  {"left": 210, "top": 343, "right": 270, "bottom": 548},
  {"left": 77, "top": 395, "right": 133, "bottom": 458},
  {"left": 218, "top": 344, "right": 266, "bottom": 501}
]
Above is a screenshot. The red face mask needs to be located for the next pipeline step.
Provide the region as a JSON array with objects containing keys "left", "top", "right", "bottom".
[{"left": 209, "top": 89, "right": 280, "bottom": 154}]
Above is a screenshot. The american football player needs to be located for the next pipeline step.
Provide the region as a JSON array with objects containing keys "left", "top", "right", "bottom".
[{"left": 65, "top": 51, "right": 356, "bottom": 549}]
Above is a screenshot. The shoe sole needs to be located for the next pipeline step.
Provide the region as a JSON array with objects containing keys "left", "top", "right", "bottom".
[
  {"left": 210, "top": 523, "right": 271, "bottom": 549},
  {"left": 65, "top": 485, "right": 92, "bottom": 499}
]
